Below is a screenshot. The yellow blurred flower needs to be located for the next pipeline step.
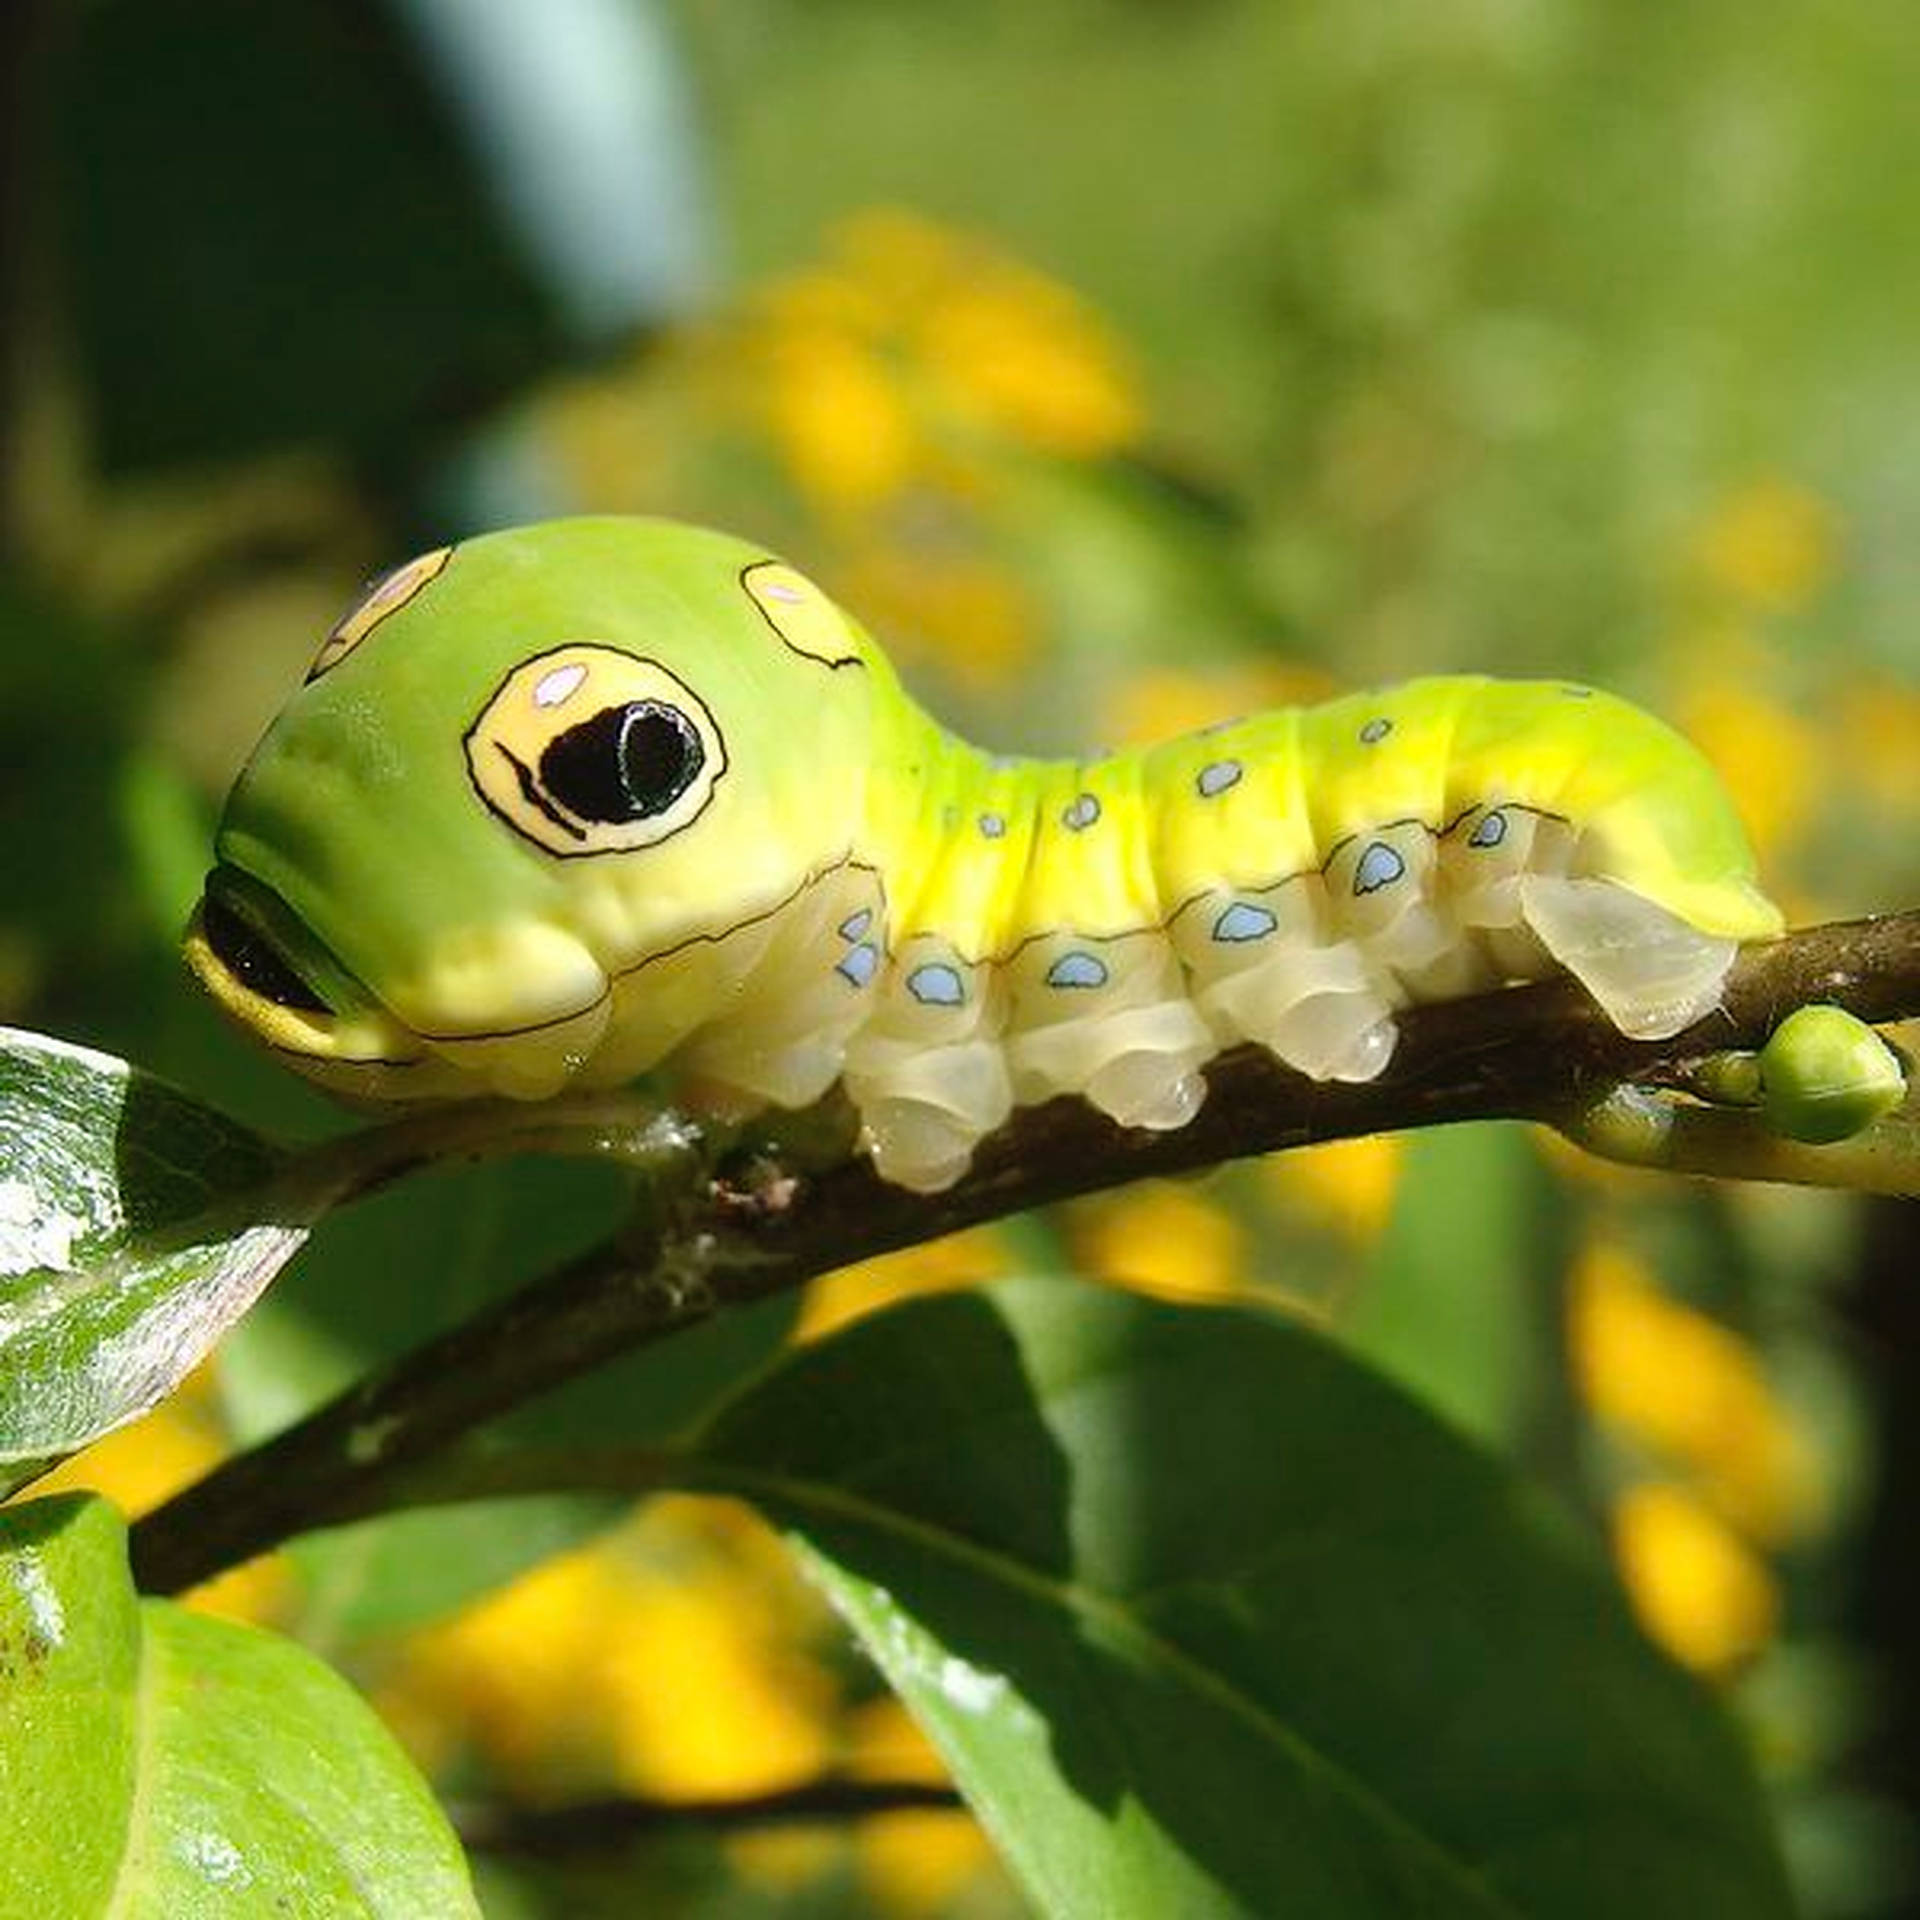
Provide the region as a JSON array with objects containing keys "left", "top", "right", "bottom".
[
  {"left": 759, "top": 260, "right": 897, "bottom": 341},
  {"left": 729, "top": 208, "right": 1140, "bottom": 520},
  {"left": 916, "top": 270, "right": 1142, "bottom": 459},
  {"left": 1612, "top": 1482, "right": 1780, "bottom": 1675},
  {"left": 1691, "top": 476, "right": 1839, "bottom": 615},
  {"left": 1075, "top": 1181, "right": 1248, "bottom": 1304},
  {"left": 383, "top": 1497, "right": 1003, "bottom": 1909},
  {"left": 838, "top": 545, "right": 1039, "bottom": 689},
  {"left": 1570, "top": 1239, "right": 1812, "bottom": 1546},
  {"left": 1099, "top": 662, "right": 1338, "bottom": 750},
  {"left": 857, "top": 1804, "right": 997, "bottom": 1917},
  {"left": 845, "top": 1697, "right": 995, "bottom": 1917},
  {"left": 843, "top": 1692, "right": 953, "bottom": 1788},
  {"left": 381, "top": 1546, "right": 628, "bottom": 1786},
  {"left": 28, "top": 1373, "right": 288, "bottom": 1625},
  {"left": 1839, "top": 673, "right": 1920, "bottom": 816},
  {"left": 759, "top": 327, "right": 922, "bottom": 514},
  {"left": 1266, "top": 1135, "right": 1405, "bottom": 1246},
  {"left": 1668, "top": 634, "right": 1826, "bottom": 872},
  {"left": 841, "top": 207, "right": 1142, "bottom": 460},
  {"left": 601, "top": 1578, "right": 835, "bottom": 1801},
  {"left": 384, "top": 1496, "right": 836, "bottom": 1804},
  {"left": 799, "top": 1229, "right": 1010, "bottom": 1343}
]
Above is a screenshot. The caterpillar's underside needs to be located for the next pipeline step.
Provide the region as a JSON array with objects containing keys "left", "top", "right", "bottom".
[
  {"left": 664, "top": 802, "right": 1750, "bottom": 1193},
  {"left": 185, "top": 519, "right": 1785, "bottom": 1192}
]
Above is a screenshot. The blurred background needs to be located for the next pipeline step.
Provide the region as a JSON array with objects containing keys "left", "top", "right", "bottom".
[{"left": 5, "top": 1, "right": 1920, "bottom": 1913}]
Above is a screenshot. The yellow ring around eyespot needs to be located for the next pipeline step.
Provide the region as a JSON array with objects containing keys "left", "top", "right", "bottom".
[
  {"left": 462, "top": 644, "right": 728, "bottom": 859},
  {"left": 307, "top": 545, "right": 454, "bottom": 681}
]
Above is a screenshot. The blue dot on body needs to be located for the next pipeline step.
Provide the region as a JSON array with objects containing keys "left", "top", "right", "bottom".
[
  {"left": 1196, "top": 759, "right": 1243, "bottom": 799},
  {"left": 1046, "top": 951, "right": 1109, "bottom": 990},
  {"left": 837, "top": 942, "right": 880, "bottom": 988},
  {"left": 1062, "top": 793, "right": 1101, "bottom": 831},
  {"left": 979, "top": 811, "right": 1006, "bottom": 839},
  {"left": 907, "top": 962, "right": 966, "bottom": 1007},
  {"left": 1212, "top": 901, "right": 1278, "bottom": 943},
  {"left": 1467, "top": 809, "right": 1507, "bottom": 849},
  {"left": 838, "top": 909, "right": 872, "bottom": 942},
  {"left": 1359, "top": 717, "right": 1392, "bottom": 745},
  {"left": 1353, "top": 841, "right": 1407, "bottom": 895}
]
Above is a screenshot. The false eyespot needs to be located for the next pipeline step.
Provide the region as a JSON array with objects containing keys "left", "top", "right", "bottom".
[
  {"left": 462, "top": 644, "right": 727, "bottom": 858},
  {"left": 307, "top": 546, "right": 452, "bottom": 682},
  {"left": 741, "top": 560, "right": 865, "bottom": 667}
]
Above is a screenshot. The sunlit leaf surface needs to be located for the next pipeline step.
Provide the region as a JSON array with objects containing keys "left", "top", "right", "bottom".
[
  {"left": 688, "top": 1279, "right": 1793, "bottom": 1920},
  {"left": 0, "top": 1031, "right": 306, "bottom": 1495},
  {"left": 0, "top": 1495, "right": 476, "bottom": 1918}
]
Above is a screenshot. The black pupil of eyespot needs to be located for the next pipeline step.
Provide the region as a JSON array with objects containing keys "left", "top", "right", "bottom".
[{"left": 539, "top": 701, "right": 702, "bottom": 824}]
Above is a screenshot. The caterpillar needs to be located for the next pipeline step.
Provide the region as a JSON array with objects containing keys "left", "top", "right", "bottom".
[{"left": 188, "top": 516, "right": 1826, "bottom": 1192}]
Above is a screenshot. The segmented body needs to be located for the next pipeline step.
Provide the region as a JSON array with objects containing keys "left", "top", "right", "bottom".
[
  {"left": 803, "top": 677, "right": 1775, "bottom": 1188},
  {"left": 188, "top": 518, "right": 1783, "bottom": 1191}
]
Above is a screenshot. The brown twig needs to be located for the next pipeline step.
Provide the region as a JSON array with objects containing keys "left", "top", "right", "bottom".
[
  {"left": 453, "top": 1779, "right": 965, "bottom": 1858},
  {"left": 128, "top": 910, "right": 1920, "bottom": 1597}
]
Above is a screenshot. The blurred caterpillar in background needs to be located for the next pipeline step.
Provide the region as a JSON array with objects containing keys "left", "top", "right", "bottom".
[{"left": 186, "top": 517, "right": 1887, "bottom": 1192}]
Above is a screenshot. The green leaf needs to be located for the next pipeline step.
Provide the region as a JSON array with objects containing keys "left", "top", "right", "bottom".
[
  {"left": 0, "top": 1494, "right": 475, "bottom": 1918},
  {"left": 0, "top": 1030, "right": 311, "bottom": 1495},
  {"left": 1342, "top": 1123, "right": 1557, "bottom": 1445},
  {"left": 687, "top": 1279, "right": 1791, "bottom": 1920},
  {"left": 48, "top": 0, "right": 552, "bottom": 472},
  {"left": 45, "top": 0, "right": 704, "bottom": 473}
]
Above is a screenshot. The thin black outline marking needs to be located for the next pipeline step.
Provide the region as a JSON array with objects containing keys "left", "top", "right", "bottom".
[
  {"left": 498, "top": 743, "right": 586, "bottom": 843},
  {"left": 306, "top": 545, "right": 453, "bottom": 683},
  {"left": 399, "top": 856, "right": 889, "bottom": 1047},
  {"left": 740, "top": 560, "right": 868, "bottom": 670},
  {"left": 1044, "top": 950, "right": 1111, "bottom": 990}
]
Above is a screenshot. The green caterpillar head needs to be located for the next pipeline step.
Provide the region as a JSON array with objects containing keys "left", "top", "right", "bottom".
[{"left": 187, "top": 517, "right": 890, "bottom": 1102}]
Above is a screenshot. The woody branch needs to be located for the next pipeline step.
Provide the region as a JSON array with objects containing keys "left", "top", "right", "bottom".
[{"left": 130, "top": 909, "right": 1920, "bottom": 1597}]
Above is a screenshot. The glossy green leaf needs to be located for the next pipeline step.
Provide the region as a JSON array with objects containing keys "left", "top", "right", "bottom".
[
  {"left": 688, "top": 1279, "right": 1792, "bottom": 1919},
  {"left": 46, "top": 0, "right": 704, "bottom": 473},
  {"left": 0, "top": 1494, "right": 475, "bottom": 1918},
  {"left": 1343, "top": 1123, "right": 1559, "bottom": 1445},
  {"left": 0, "top": 1030, "right": 309, "bottom": 1494},
  {"left": 48, "top": 0, "right": 550, "bottom": 472}
]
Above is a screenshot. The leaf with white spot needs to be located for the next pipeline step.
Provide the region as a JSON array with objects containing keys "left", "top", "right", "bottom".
[
  {"left": 0, "top": 1029, "right": 313, "bottom": 1495},
  {"left": 0, "top": 1494, "right": 476, "bottom": 1918}
]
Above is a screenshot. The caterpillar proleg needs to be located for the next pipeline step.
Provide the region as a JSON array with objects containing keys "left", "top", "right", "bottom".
[{"left": 188, "top": 517, "right": 1794, "bottom": 1191}]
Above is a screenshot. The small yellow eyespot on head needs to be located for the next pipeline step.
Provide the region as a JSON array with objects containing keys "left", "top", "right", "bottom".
[
  {"left": 463, "top": 644, "right": 727, "bottom": 859},
  {"left": 741, "top": 560, "right": 863, "bottom": 667},
  {"left": 308, "top": 545, "right": 453, "bottom": 681}
]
